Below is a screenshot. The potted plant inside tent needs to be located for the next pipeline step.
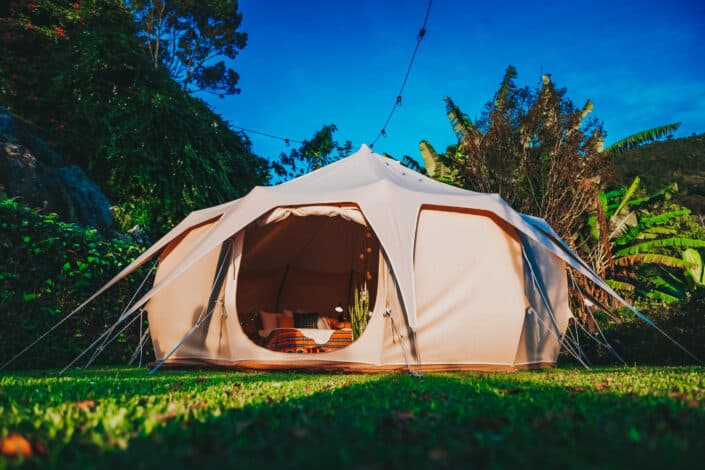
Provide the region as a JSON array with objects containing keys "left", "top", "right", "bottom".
[{"left": 349, "top": 283, "right": 370, "bottom": 340}]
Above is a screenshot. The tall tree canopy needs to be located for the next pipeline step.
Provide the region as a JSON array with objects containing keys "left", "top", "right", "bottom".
[
  {"left": 438, "top": 66, "right": 610, "bottom": 241},
  {"left": 1, "top": 0, "right": 266, "bottom": 235},
  {"left": 129, "top": 0, "right": 248, "bottom": 96}
]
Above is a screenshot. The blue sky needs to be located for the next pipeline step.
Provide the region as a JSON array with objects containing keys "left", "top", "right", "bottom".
[{"left": 202, "top": 0, "right": 705, "bottom": 164}]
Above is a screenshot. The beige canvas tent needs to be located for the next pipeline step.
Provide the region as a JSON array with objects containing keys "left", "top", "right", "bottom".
[{"left": 25, "top": 145, "right": 662, "bottom": 373}]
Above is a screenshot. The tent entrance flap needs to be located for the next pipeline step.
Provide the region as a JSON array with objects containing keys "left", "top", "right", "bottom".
[{"left": 235, "top": 206, "right": 381, "bottom": 344}]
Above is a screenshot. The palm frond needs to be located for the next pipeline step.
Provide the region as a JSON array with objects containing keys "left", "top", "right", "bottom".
[
  {"left": 587, "top": 214, "right": 600, "bottom": 240},
  {"left": 634, "top": 232, "right": 660, "bottom": 240},
  {"left": 628, "top": 182, "right": 678, "bottom": 207},
  {"left": 612, "top": 218, "right": 680, "bottom": 246},
  {"left": 418, "top": 140, "right": 437, "bottom": 174},
  {"left": 615, "top": 238, "right": 705, "bottom": 257},
  {"left": 603, "top": 188, "right": 627, "bottom": 200},
  {"left": 642, "top": 226, "right": 677, "bottom": 235},
  {"left": 683, "top": 248, "right": 705, "bottom": 286},
  {"left": 444, "top": 96, "right": 476, "bottom": 142},
  {"left": 606, "top": 122, "right": 681, "bottom": 154},
  {"left": 493, "top": 65, "right": 518, "bottom": 111},
  {"left": 609, "top": 211, "right": 637, "bottom": 240},
  {"left": 400, "top": 155, "right": 426, "bottom": 174},
  {"left": 614, "top": 254, "right": 695, "bottom": 269},
  {"left": 609, "top": 177, "right": 639, "bottom": 220},
  {"left": 640, "top": 289, "right": 681, "bottom": 303},
  {"left": 605, "top": 279, "right": 635, "bottom": 292},
  {"left": 647, "top": 275, "right": 686, "bottom": 298},
  {"left": 635, "top": 287, "right": 682, "bottom": 304},
  {"left": 640, "top": 209, "right": 691, "bottom": 228}
]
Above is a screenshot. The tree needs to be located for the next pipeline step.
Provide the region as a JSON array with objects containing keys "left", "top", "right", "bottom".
[
  {"left": 129, "top": 0, "right": 248, "bottom": 96},
  {"left": 437, "top": 67, "right": 609, "bottom": 241},
  {"left": 413, "top": 66, "right": 705, "bottom": 332},
  {"left": 1, "top": 0, "right": 267, "bottom": 236},
  {"left": 271, "top": 125, "right": 352, "bottom": 182}
]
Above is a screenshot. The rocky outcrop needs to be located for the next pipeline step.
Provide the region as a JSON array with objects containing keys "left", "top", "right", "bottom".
[{"left": 0, "top": 107, "right": 113, "bottom": 230}]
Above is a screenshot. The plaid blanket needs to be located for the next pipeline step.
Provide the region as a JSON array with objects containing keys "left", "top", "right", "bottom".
[{"left": 262, "top": 328, "right": 353, "bottom": 353}]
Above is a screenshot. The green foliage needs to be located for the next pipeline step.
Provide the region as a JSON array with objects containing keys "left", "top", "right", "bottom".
[
  {"left": 89, "top": 78, "right": 268, "bottom": 233},
  {"left": 606, "top": 122, "right": 681, "bottom": 154},
  {"left": 683, "top": 248, "right": 705, "bottom": 286},
  {"left": 0, "top": 199, "right": 151, "bottom": 368},
  {"left": 584, "top": 177, "right": 705, "bottom": 304},
  {"left": 586, "top": 290, "right": 705, "bottom": 365},
  {"left": 271, "top": 125, "right": 352, "bottom": 182},
  {"left": 349, "top": 284, "right": 370, "bottom": 341},
  {"left": 1, "top": 0, "right": 267, "bottom": 236},
  {"left": 129, "top": 0, "right": 248, "bottom": 96},
  {"left": 418, "top": 140, "right": 456, "bottom": 183},
  {"left": 1, "top": 367, "right": 704, "bottom": 466}
]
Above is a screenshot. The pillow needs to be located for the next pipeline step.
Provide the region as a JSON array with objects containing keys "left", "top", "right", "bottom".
[
  {"left": 294, "top": 312, "right": 319, "bottom": 329},
  {"left": 260, "top": 311, "right": 282, "bottom": 330},
  {"left": 278, "top": 315, "right": 295, "bottom": 328},
  {"left": 316, "top": 315, "right": 331, "bottom": 329},
  {"left": 283, "top": 309, "right": 294, "bottom": 318}
]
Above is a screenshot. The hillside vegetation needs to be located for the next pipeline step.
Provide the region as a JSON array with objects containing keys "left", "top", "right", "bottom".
[{"left": 615, "top": 134, "right": 705, "bottom": 215}]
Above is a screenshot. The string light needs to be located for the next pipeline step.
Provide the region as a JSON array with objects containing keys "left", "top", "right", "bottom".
[
  {"left": 369, "top": 0, "right": 433, "bottom": 149},
  {"left": 231, "top": 125, "right": 304, "bottom": 146}
]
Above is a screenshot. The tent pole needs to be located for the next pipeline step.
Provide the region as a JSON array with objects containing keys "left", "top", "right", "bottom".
[
  {"left": 58, "top": 306, "right": 140, "bottom": 374},
  {"left": 274, "top": 264, "right": 290, "bottom": 312},
  {"left": 148, "top": 303, "right": 219, "bottom": 375},
  {"left": 128, "top": 326, "right": 150, "bottom": 366},
  {"left": 84, "top": 309, "right": 145, "bottom": 368}
]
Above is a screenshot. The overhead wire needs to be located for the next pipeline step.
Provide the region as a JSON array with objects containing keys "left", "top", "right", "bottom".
[
  {"left": 369, "top": 0, "right": 433, "bottom": 149},
  {"left": 231, "top": 125, "right": 303, "bottom": 146},
  {"left": 231, "top": 0, "right": 433, "bottom": 153}
]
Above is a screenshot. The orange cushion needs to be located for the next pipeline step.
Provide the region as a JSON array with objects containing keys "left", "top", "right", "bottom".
[{"left": 278, "top": 316, "right": 295, "bottom": 328}]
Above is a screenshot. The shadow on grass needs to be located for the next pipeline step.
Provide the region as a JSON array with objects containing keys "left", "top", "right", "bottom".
[{"left": 23, "top": 369, "right": 702, "bottom": 469}]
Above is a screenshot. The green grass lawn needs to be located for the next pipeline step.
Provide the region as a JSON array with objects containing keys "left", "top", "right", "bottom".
[{"left": 1, "top": 366, "right": 704, "bottom": 468}]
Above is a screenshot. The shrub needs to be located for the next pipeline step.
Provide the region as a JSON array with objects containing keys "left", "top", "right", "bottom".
[
  {"left": 579, "top": 291, "right": 705, "bottom": 365},
  {"left": 0, "top": 199, "right": 152, "bottom": 369}
]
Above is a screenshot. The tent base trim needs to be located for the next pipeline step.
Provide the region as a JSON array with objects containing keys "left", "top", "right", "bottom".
[{"left": 148, "top": 358, "right": 557, "bottom": 372}]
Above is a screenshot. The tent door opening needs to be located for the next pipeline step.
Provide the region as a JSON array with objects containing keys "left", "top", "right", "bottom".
[{"left": 234, "top": 205, "right": 381, "bottom": 354}]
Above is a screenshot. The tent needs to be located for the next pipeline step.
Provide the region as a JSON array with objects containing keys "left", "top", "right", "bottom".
[{"left": 16, "top": 145, "right": 664, "bottom": 373}]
